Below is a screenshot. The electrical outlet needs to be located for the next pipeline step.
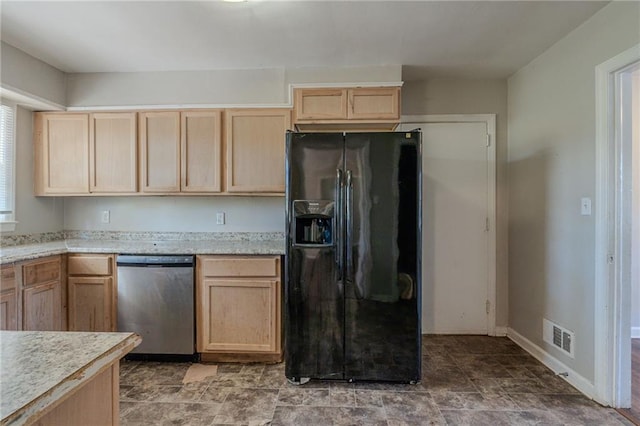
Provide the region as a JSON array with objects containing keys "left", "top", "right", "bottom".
[
  {"left": 101, "top": 210, "right": 110, "bottom": 223},
  {"left": 216, "top": 212, "right": 225, "bottom": 225},
  {"left": 580, "top": 197, "right": 591, "bottom": 216}
]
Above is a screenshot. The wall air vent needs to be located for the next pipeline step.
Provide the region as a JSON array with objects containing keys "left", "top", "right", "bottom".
[{"left": 543, "top": 318, "right": 575, "bottom": 358}]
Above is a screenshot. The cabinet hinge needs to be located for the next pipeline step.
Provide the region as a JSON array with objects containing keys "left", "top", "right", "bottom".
[
  {"left": 486, "top": 134, "right": 491, "bottom": 147},
  {"left": 486, "top": 300, "right": 490, "bottom": 315},
  {"left": 485, "top": 217, "right": 490, "bottom": 231}
]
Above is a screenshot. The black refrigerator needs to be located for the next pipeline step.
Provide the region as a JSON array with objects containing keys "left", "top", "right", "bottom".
[{"left": 285, "top": 131, "right": 421, "bottom": 384}]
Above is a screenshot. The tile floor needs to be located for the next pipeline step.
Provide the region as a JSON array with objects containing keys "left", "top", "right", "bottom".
[{"left": 119, "top": 336, "right": 633, "bottom": 425}]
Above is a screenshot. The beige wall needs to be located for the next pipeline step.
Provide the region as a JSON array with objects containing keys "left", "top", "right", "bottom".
[
  {"left": 507, "top": 2, "right": 640, "bottom": 381},
  {"left": 63, "top": 196, "right": 283, "bottom": 233},
  {"left": 66, "top": 65, "right": 402, "bottom": 108},
  {"left": 632, "top": 70, "right": 640, "bottom": 333},
  {"left": 5, "top": 106, "right": 65, "bottom": 235},
  {"left": 1, "top": 42, "right": 66, "bottom": 107},
  {"left": 402, "top": 78, "right": 509, "bottom": 328}
]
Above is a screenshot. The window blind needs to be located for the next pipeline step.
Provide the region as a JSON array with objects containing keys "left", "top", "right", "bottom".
[{"left": 0, "top": 104, "right": 15, "bottom": 220}]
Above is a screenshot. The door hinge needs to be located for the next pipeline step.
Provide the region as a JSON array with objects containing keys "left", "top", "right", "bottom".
[
  {"left": 485, "top": 217, "right": 490, "bottom": 231},
  {"left": 486, "top": 134, "right": 491, "bottom": 147},
  {"left": 486, "top": 300, "right": 490, "bottom": 315}
]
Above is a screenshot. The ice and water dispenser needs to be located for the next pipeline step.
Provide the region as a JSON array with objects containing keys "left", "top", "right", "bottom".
[{"left": 293, "top": 200, "right": 334, "bottom": 247}]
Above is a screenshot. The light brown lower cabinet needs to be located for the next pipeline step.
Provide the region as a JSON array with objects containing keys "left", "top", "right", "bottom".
[
  {"left": 0, "top": 265, "right": 19, "bottom": 330},
  {"left": 197, "top": 255, "right": 282, "bottom": 362},
  {"left": 67, "top": 254, "right": 116, "bottom": 332},
  {"left": 21, "top": 256, "right": 63, "bottom": 331}
]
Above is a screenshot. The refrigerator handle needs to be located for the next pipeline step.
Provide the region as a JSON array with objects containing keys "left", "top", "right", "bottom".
[
  {"left": 335, "top": 168, "right": 343, "bottom": 281},
  {"left": 345, "top": 169, "right": 353, "bottom": 283}
]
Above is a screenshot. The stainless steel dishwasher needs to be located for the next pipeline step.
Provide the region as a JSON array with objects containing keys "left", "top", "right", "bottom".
[{"left": 116, "top": 254, "right": 195, "bottom": 357}]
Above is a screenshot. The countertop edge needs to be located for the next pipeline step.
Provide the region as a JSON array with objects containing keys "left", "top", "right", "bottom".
[
  {"left": 4, "top": 333, "right": 141, "bottom": 426},
  {"left": 0, "top": 241, "right": 286, "bottom": 264}
]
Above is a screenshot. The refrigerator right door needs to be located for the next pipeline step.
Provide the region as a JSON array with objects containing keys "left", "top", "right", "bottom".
[{"left": 343, "top": 131, "right": 421, "bottom": 382}]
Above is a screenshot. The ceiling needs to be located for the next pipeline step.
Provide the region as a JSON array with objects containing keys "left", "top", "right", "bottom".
[{"left": 1, "top": 1, "right": 608, "bottom": 79}]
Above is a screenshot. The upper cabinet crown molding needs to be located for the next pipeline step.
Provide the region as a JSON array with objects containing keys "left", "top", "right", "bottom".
[{"left": 292, "top": 86, "right": 401, "bottom": 131}]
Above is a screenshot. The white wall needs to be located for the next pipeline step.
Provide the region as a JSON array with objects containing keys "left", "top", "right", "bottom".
[
  {"left": 632, "top": 70, "right": 640, "bottom": 335},
  {"left": 1, "top": 42, "right": 66, "bottom": 107},
  {"left": 66, "top": 69, "right": 286, "bottom": 107},
  {"left": 63, "top": 196, "right": 283, "bottom": 233},
  {"left": 508, "top": 2, "right": 640, "bottom": 381},
  {"left": 66, "top": 65, "right": 402, "bottom": 108},
  {"left": 402, "top": 78, "right": 509, "bottom": 328},
  {"left": 5, "top": 106, "right": 65, "bottom": 235}
]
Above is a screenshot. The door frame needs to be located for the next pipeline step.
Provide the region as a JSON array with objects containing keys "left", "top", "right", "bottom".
[
  {"left": 400, "top": 114, "right": 497, "bottom": 336},
  {"left": 594, "top": 44, "right": 640, "bottom": 407}
]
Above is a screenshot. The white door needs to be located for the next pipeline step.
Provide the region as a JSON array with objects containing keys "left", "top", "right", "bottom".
[{"left": 401, "top": 120, "right": 491, "bottom": 334}]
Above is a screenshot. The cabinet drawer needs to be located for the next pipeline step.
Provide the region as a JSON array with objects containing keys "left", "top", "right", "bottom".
[
  {"left": 1, "top": 265, "right": 16, "bottom": 292},
  {"left": 200, "top": 256, "right": 279, "bottom": 277},
  {"left": 68, "top": 255, "right": 113, "bottom": 276},
  {"left": 23, "top": 257, "right": 61, "bottom": 287}
]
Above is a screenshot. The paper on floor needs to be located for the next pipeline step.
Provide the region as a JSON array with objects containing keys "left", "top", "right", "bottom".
[{"left": 182, "top": 363, "right": 218, "bottom": 384}]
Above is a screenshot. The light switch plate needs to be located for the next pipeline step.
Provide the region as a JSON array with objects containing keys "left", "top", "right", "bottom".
[
  {"left": 580, "top": 198, "right": 592, "bottom": 216},
  {"left": 101, "top": 210, "right": 110, "bottom": 223},
  {"left": 216, "top": 212, "right": 225, "bottom": 225}
]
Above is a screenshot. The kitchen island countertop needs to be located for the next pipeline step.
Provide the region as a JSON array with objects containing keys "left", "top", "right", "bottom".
[{"left": 0, "top": 331, "right": 141, "bottom": 425}]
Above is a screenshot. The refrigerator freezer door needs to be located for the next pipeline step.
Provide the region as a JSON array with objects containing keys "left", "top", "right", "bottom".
[
  {"left": 285, "top": 132, "right": 346, "bottom": 380},
  {"left": 343, "top": 132, "right": 421, "bottom": 382}
]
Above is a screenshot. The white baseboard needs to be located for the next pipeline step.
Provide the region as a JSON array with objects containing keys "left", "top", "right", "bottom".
[
  {"left": 632, "top": 327, "right": 640, "bottom": 339},
  {"left": 493, "top": 326, "right": 508, "bottom": 337},
  {"left": 507, "top": 327, "right": 598, "bottom": 403}
]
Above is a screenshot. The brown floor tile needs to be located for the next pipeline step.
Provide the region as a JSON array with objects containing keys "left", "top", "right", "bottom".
[
  {"left": 379, "top": 391, "right": 447, "bottom": 424},
  {"left": 214, "top": 388, "right": 279, "bottom": 424},
  {"left": 271, "top": 406, "right": 387, "bottom": 425},
  {"left": 121, "top": 401, "right": 221, "bottom": 426},
  {"left": 441, "top": 409, "right": 564, "bottom": 425},
  {"left": 117, "top": 336, "right": 626, "bottom": 425}
]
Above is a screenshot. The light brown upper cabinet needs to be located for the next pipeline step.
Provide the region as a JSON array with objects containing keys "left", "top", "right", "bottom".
[
  {"left": 293, "top": 87, "right": 401, "bottom": 131},
  {"left": 181, "top": 110, "right": 223, "bottom": 193},
  {"left": 225, "top": 109, "right": 291, "bottom": 193},
  {"left": 139, "top": 111, "right": 181, "bottom": 193},
  {"left": 90, "top": 112, "right": 137, "bottom": 193},
  {"left": 34, "top": 113, "right": 90, "bottom": 195}
]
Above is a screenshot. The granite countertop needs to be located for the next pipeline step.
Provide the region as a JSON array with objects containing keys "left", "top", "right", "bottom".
[
  {"left": 0, "top": 235, "right": 286, "bottom": 264},
  {"left": 0, "top": 331, "right": 141, "bottom": 425}
]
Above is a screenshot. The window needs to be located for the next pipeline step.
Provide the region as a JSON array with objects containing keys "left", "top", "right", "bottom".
[{"left": 0, "top": 102, "right": 16, "bottom": 231}]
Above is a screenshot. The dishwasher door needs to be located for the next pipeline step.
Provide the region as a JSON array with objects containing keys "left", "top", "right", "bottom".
[{"left": 117, "top": 256, "right": 195, "bottom": 355}]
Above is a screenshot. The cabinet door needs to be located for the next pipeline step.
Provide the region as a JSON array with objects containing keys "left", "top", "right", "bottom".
[
  {"left": 294, "top": 88, "right": 348, "bottom": 120},
  {"left": 225, "top": 109, "right": 291, "bottom": 193},
  {"left": 181, "top": 110, "right": 222, "bottom": 192},
  {"left": 0, "top": 265, "right": 18, "bottom": 330},
  {"left": 348, "top": 87, "right": 400, "bottom": 120},
  {"left": 139, "top": 111, "right": 180, "bottom": 192},
  {"left": 0, "top": 290, "right": 18, "bottom": 330},
  {"left": 68, "top": 277, "right": 114, "bottom": 332},
  {"left": 90, "top": 112, "right": 137, "bottom": 193},
  {"left": 36, "top": 113, "right": 89, "bottom": 194},
  {"left": 23, "top": 281, "right": 61, "bottom": 331},
  {"left": 199, "top": 278, "right": 279, "bottom": 353}
]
